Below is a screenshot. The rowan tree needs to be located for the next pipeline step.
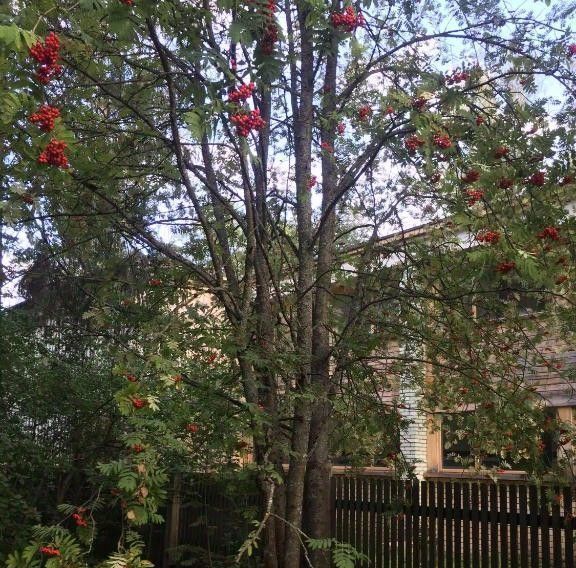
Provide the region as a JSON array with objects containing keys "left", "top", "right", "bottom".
[{"left": 2, "top": 0, "right": 576, "bottom": 566}]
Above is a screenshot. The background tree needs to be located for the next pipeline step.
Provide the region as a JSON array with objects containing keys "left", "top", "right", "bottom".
[{"left": 2, "top": 0, "right": 576, "bottom": 567}]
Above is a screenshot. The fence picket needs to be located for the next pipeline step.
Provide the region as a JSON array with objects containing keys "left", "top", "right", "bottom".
[
  {"left": 480, "top": 483, "right": 489, "bottom": 568},
  {"left": 529, "top": 484, "right": 539, "bottom": 568},
  {"left": 563, "top": 486, "right": 574, "bottom": 568},
  {"left": 472, "top": 483, "right": 480, "bottom": 568},
  {"left": 454, "top": 482, "right": 462, "bottom": 568},
  {"left": 500, "top": 482, "right": 509, "bottom": 568},
  {"left": 437, "top": 481, "right": 445, "bottom": 568},
  {"left": 519, "top": 484, "right": 528, "bottom": 568},
  {"left": 510, "top": 484, "right": 519, "bottom": 568},
  {"left": 383, "top": 479, "right": 390, "bottom": 568},
  {"left": 463, "top": 483, "right": 471, "bottom": 567}
]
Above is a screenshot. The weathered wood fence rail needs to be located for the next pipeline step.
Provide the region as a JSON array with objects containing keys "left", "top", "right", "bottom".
[{"left": 167, "top": 475, "right": 576, "bottom": 567}]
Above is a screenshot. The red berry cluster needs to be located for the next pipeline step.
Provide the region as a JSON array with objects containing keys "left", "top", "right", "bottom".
[
  {"left": 537, "top": 226, "right": 560, "bottom": 241},
  {"left": 560, "top": 175, "right": 574, "bottom": 186},
  {"left": 498, "top": 177, "right": 513, "bottom": 189},
  {"left": 230, "top": 109, "right": 266, "bottom": 137},
  {"left": 476, "top": 230, "right": 501, "bottom": 244},
  {"left": 29, "top": 32, "right": 62, "bottom": 84},
  {"left": 357, "top": 105, "right": 372, "bottom": 121},
  {"left": 228, "top": 82, "right": 256, "bottom": 103},
  {"left": 172, "top": 374, "right": 183, "bottom": 383},
  {"left": 567, "top": 44, "right": 576, "bottom": 57},
  {"left": 254, "top": 0, "right": 278, "bottom": 55},
  {"left": 132, "top": 444, "right": 145, "bottom": 453},
  {"left": 445, "top": 70, "right": 470, "bottom": 85},
  {"left": 132, "top": 398, "right": 147, "bottom": 409},
  {"left": 126, "top": 373, "right": 138, "bottom": 382},
  {"left": 528, "top": 171, "right": 545, "bottom": 186},
  {"left": 404, "top": 135, "right": 425, "bottom": 151},
  {"left": 40, "top": 547, "right": 61, "bottom": 556},
  {"left": 186, "top": 422, "right": 199, "bottom": 433},
  {"left": 462, "top": 169, "right": 480, "bottom": 183},
  {"left": 496, "top": 261, "right": 516, "bottom": 274},
  {"left": 412, "top": 96, "right": 427, "bottom": 110},
  {"left": 148, "top": 278, "right": 162, "bottom": 286},
  {"left": 337, "top": 122, "right": 346, "bottom": 135},
  {"left": 120, "top": 0, "right": 134, "bottom": 5},
  {"left": 29, "top": 105, "right": 60, "bottom": 132},
  {"left": 72, "top": 510, "right": 88, "bottom": 527},
  {"left": 385, "top": 105, "right": 394, "bottom": 115},
  {"left": 556, "top": 275, "right": 569, "bottom": 285},
  {"left": 465, "top": 189, "right": 484, "bottom": 206},
  {"left": 38, "top": 139, "right": 69, "bottom": 168},
  {"left": 433, "top": 133, "right": 452, "bottom": 149},
  {"left": 308, "top": 176, "right": 317, "bottom": 189},
  {"left": 320, "top": 141, "right": 334, "bottom": 153},
  {"left": 475, "top": 115, "right": 485, "bottom": 126},
  {"left": 331, "top": 6, "right": 365, "bottom": 32},
  {"left": 494, "top": 146, "right": 509, "bottom": 158}
]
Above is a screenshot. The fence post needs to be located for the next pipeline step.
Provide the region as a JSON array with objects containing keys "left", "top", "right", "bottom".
[{"left": 163, "top": 473, "right": 181, "bottom": 568}]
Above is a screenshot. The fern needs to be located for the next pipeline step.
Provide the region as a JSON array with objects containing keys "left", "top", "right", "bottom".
[
  {"left": 332, "top": 542, "right": 369, "bottom": 568},
  {"left": 306, "top": 538, "right": 369, "bottom": 568}
]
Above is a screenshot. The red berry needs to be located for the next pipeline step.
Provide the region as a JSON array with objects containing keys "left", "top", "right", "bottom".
[
  {"left": 404, "top": 135, "right": 425, "bottom": 152},
  {"left": 433, "top": 133, "right": 452, "bottom": 149},
  {"left": 476, "top": 230, "right": 501, "bottom": 245},
  {"left": 462, "top": 169, "right": 480, "bottom": 183},
  {"left": 528, "top": 171, "right": 545, "bottom": 186},
  {"left": 307, "top": 175, "right": 317, "bottom": 189},
  {"left": 498, "top": 177, "right": 514, "bottom": 189},
  {"left": 72, "top": 512, "right": 88, "bottom": 527},
  {"left": 494, "top": 146, "right": 509, "bottom": 158},
  {"left": 337, "top": 122, "right": 345, "bottom": 135},
  {"left": 29, "top": 32, "right": 62, "bottom": 84},
  {"left": 40, "top": 547, "right": 61, "bottom": 557},
  {"left": 445, "top": 69, "right": 470, "bottom": 85},
  {"left": 465, "top": 189, "right": 484, "bottom": 206},
  {"left": 537, "top": 226, "right": 560, "bottom": 241},
  {"left": 567, "top": 44, "right": 576, "bottom": 57},
  {"left": 331, "top": 6, "right": 365, "bottom": 32},
  {"left": 132, "top": 398, "right": 147, "bottom": 409},
  {"left": 357, "top": 105, "right": 372, "bottom": 121},
  {"left": 475, "top": 115, "right": 484, "bottom": 126},
  {"left": 496, "top": 261, "right": 516, "bottom": 273},
  {"left": 320, "top": 141, "right": 333, "bottom": 153},
  {"left": 228, "top": 82, "right": 256, "bottom": 103},
  {"left": 412, "top": 96, "right": 427, "bottom": 110},
  {"left": 126, "top": 373, "right": 138, "bottom": 382},
  {"left": 132, "top": 444, "right": 145, "bottom": 453},
  {"left": 186, "top": 422, "right": 199, "bottom": 433},
  {"left": 37, "top": 139, "right": 68, "bottom": 168},
  {"left": 29, "top": 105, "right": 60, "bottom": 132}
]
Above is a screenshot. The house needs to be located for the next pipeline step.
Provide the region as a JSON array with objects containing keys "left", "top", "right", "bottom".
[{"left": 329, "top": 219, "right": 576, "bottom": 481}]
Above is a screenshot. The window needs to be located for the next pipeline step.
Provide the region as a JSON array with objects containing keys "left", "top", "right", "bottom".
[{"left": 441, "top": 408, "right": 558, "bottom": 470}]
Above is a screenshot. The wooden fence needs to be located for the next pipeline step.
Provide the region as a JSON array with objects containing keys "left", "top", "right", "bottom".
[
  {"left": 332, "top": 476, "right": 575, "bottom": 568},
  {"left": 166, "top": 475, "right": 576, "bottom": 567}
]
